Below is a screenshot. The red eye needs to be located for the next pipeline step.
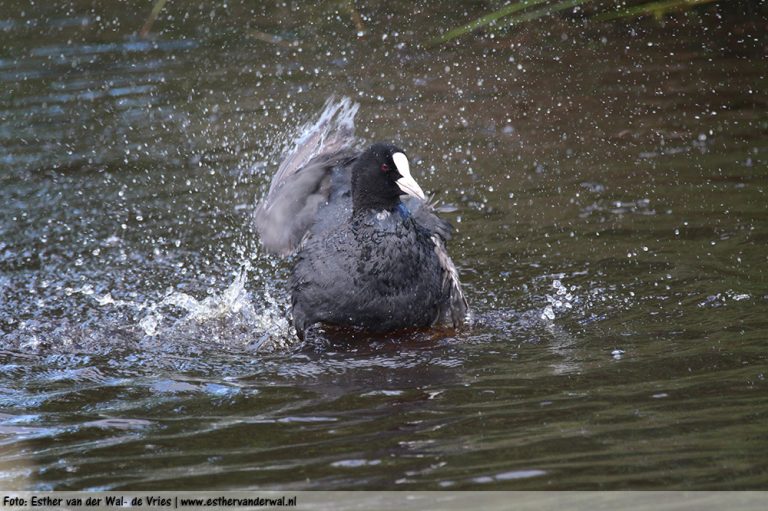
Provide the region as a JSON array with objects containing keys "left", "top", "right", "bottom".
[{"left": 380, "top": 163, "right": 390, "bottom": 172}]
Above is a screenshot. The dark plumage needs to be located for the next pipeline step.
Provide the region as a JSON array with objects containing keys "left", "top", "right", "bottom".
[{"left": 254, "top": 99, "right": 468, "bottom": 339}]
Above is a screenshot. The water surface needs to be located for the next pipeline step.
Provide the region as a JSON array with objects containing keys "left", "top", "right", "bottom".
[{"left": 1, "top": 1, "right": 767, "bottom": 490}]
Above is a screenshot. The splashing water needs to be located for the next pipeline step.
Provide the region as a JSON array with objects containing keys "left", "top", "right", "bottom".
[
  {"left": 540, "top": 278, "right": 577, "bottom": 321},
  {"left": 134, "top": 267, "right": 294, "bottom": 352}
]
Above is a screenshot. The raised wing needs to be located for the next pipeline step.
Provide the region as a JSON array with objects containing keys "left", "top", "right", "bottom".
[{"left": 253, "top": 97, "right": 360, "bottom": 256}]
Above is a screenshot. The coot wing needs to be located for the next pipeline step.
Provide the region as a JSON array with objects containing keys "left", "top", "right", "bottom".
[
  {"left": 405, "top": 196, "right": 452, "bottom": 241},
  {"left": 406, "top": 197, "right": 469, "bottom": 327},
  {"left": 254, "top": 97, "right": 360, "bottom": 256}
]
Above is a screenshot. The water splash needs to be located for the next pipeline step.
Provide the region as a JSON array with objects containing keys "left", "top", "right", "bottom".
[
  {"left": 134, "top": 266, "right": 294, "bottom": 352},
  {"left": 540, "top": 278, "right": 577, "bottom": 322},
  {"left": 158, "top": 269, "right": 253, "bottom": 323}
]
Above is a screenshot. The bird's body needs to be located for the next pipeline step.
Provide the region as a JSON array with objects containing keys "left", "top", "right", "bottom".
[
  {"left": 291, "top": 205, "right": 448, "bottom": 333},
  {"left": 254, "top": 98, "right": 467, "bottom": 339}
]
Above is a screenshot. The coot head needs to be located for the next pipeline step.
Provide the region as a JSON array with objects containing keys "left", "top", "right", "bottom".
[{"left": 351, "top": 143, "right": 426, "bottom": 212}]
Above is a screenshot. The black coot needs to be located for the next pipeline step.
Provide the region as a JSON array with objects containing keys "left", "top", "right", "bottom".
[{"left": 254, "top": 99, "right": 468, "bottom": 339}]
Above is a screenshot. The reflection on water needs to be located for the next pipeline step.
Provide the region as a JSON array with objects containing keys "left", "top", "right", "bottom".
[{"left": 1, "top": 0, "right": 767, "bottom": 490}]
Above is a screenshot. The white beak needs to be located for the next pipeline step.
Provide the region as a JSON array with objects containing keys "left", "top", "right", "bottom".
[{"left": 393, "top": 152, "right": 425, "bottom": 200}]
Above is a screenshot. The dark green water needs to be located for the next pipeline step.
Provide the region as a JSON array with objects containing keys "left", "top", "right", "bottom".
[{"left": 1, "top": 1, "right": 767, "bottom": 490}]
